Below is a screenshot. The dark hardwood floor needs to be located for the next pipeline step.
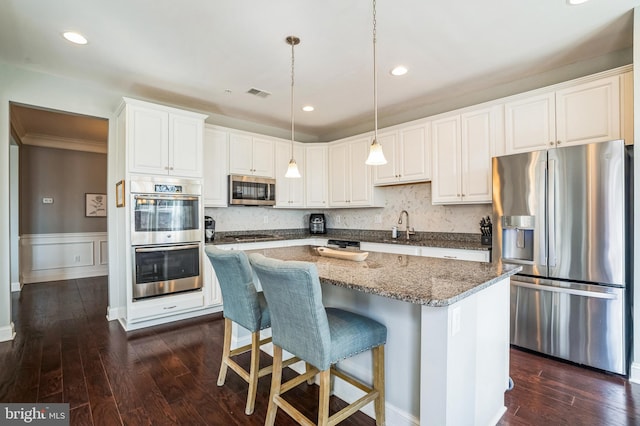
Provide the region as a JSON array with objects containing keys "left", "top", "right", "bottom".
[{"left": 1, "top": 277, "right": 639, "bottom": 425}]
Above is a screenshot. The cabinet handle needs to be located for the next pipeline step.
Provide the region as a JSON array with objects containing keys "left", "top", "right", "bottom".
[
  {"left": 163, "top": 305, "right": 177, "bottom": 310},
  {"left": 444, "top": 255, "right": 458, "bottom": 259}
]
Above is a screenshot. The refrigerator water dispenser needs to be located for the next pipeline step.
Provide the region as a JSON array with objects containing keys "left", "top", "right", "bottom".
[{"left": 501, "top": 215, "right": 535, "bottom": 262}]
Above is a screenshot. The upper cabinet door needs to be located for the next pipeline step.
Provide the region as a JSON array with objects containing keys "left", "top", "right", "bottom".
[
  {"left": 399, "top": 123, "right": 431, "bottom": 183},
  {"left": 228, "top": 133, "right": 254, "bottom": 175},
  {"left": 328, "top": 142, "right": 349, "bottom": 206},
  {"left": 305, "top": 144, "right": 328, "bottom": 208},
  {"left": 128, "top": 106, "right": 170, "bottom": 174},
  {"left": 372, "top": 132, "right": 399, "bottom": 185},
  {"left": 431, "top": 116, "right": 461, "bottom": 204},
  {"left": 504, "top": 92, "right": 556, "bottom": 154},
  {"left": 461, "top": 108, "right": 494, "bottom": 203},
  {"left": 203, "top": 127, "right": 228, "bottom": 207},
  {"left": 555, "top": 75, "right": 620, "bottom": 147},
  {"left": 348, "top": 137, "right": 373, "bottom": 206},
  {"left": 251, "top": 137, "right": 275, "bottom": 178},
  {"left": 169, "top": 114, "right": 203, "bottom": 178}
]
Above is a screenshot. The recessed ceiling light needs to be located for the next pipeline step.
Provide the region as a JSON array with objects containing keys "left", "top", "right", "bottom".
[
  {"left": 302, "top": 106, "right": 314, "bottom": 112},
  {"left": 567, "top": 0, "right": 589, "bottom": 4},
  {"left": 390, "top": 66, "right": 408, "bottom": 76},
  {"left": 62, "top": 31, "right": 88, "bottom": 45}
]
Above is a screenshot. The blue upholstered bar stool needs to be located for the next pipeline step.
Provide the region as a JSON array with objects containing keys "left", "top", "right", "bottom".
[
  {"left": 205, "top": 246, "right": 299, "bottom": 415},
  {"left": 249, "top": 253, "right": 387, "bottom": 426}
]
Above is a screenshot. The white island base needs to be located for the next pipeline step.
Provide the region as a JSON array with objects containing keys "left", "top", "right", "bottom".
[{"left": 317, "top": 276, "right": 510, "bottom": 426}]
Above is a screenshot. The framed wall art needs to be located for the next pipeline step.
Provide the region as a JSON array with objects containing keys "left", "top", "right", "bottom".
[{"left": 86, "top": 193, "right": 107, "bottom": 217}]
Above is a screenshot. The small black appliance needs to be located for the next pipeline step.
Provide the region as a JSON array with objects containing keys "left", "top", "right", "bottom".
[
  {"left": 309, "top": 213, "right": 326, "bottom": 234},
  {"left": 204, "top": 216, "right": 215, "bottom": 242}
]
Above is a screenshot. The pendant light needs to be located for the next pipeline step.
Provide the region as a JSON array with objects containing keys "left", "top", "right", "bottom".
[
  {"left": 285, "top": 35, "right": 302, "bottom": 178},
  {"left": 365, "top": 0, "right": 387, "bottom": 166}
]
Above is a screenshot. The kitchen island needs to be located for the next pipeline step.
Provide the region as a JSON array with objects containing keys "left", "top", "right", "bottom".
[{"left": 244, "top": 245, "right": 521, "bottom": 426}]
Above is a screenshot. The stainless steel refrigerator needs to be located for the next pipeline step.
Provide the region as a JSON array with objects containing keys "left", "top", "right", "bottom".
[{"left": 492, "top": 139, "right": 631, "bottom": 375}]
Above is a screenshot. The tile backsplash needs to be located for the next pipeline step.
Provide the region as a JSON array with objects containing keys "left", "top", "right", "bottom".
[{"left": 206, "top": 182, "right": 491, "bottom": 235}]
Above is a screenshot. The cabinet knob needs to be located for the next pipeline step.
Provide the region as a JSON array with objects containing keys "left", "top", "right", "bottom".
[
  {"left": 556, "top": 140, "right": 562, "bottom": 145},
  {"left": 549, "top": 142, "right": 555, "bottom": 146}
]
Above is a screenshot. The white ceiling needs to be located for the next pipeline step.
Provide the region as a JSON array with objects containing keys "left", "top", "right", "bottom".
[{"left": 0, "top": 0, "right": 637, "bottom": 142}]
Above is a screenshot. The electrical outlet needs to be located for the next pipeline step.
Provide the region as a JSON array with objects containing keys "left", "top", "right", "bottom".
[
  {"left": 335, "top": 215, "right": 341, "bottom": 224},
  {"left": 263, "top": 216, "right": 269, "bottom": 224},
  {"left": 74, "top": 255, "right": 81, "bottom": 263},
  {"left": 375, "top": 214, "right": 382, "bottom": 224}
]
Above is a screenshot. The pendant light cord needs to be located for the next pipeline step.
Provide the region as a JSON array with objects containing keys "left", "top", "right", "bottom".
[
  {"left": 373, "top": 0, "right": 378, "bottom": 144},
  {"left": 290, "top": 38, "right": 295, "bottom": 157}
]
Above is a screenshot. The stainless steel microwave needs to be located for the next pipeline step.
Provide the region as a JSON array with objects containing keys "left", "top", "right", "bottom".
[{"left": 229, "top": 175, "right": 276, "bottom": 206}]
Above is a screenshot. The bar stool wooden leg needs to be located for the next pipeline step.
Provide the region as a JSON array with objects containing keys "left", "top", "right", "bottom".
[
  {"left": 305, "top": 362, "right": 316, "bottom": 385},
  {"left": 245, "top": 331, "right": 261, "bottom": 415},
  {"left": 265, "top": 345, "right": 283, "bottom": 426},
  {"left": 373, "top": 345, "right": 385, "bottom": 426},
  {"left": 318, "top": 369, "right": 331, "bottom": 426},
  {"left": 217, "top": 318, "right": 232, "bottom": 386}
]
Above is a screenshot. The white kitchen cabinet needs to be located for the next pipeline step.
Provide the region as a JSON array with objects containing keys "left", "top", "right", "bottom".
[
  {"left": 305, "top": 143, "right": 329, "bottom": 208},
  {"left": 431, "top": 106, "right": 498, "bottom": 204},
  {"left": 202, "top": 248, "right": 223, "bottom": 306},
  {"left": 420, "top": 246, "right": 490, "bottom": 263},
  {"left": 203, "top": 126, "right": 229, "bottom": 207},
  {"left": 127, "top": 290, "right": 205, "bottom": 323},
  {"left": 329, "top": 137, "right": 380, "bottom": 207},
  {"left": 505, "top": 75, "right": 621, "bottom": 154},
  {"left": 229, "top": 133, "right": 274, "bottom": 177},
  {"left": 374, "top": 123, "right": 431, "bottom": 186},
  {"left": 274, "top": 140, "right": 305, "bottom": 207},
  {"left": 124, "top": 98, "right": 206, "bottom": 177}
]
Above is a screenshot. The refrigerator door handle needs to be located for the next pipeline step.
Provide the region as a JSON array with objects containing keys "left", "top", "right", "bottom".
[
  {"left": 511, "top": 280, "right": 618, "bottom": 300},
  {"left": 547, "top": 159, "right": 556, "bottom": 267},
  {"left": 538, "top": 160, "right": 547, "bottom": 266}
]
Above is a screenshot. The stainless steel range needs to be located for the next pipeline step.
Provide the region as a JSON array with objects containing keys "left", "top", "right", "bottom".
[{"left": 130, "top": 176, "right": 203, "bottom": 300}]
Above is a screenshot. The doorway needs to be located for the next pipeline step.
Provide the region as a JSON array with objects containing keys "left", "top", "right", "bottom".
[{"left": 9, "top": 103, "right": 109, "bottom": 290}]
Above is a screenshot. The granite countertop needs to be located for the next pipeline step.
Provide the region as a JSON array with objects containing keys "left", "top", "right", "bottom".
[
  {"left": 213, "top": 229, "right": 492, "bottom": 252},
  {"left": 245, "top": 245, "right": 520, "bottom": 307}
]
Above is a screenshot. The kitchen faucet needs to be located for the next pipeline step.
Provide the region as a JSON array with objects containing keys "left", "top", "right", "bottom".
[{"left": 397, "top": 210, "right": 415, "bottom": 240}]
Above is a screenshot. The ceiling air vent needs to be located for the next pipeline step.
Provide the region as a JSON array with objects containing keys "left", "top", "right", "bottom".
[{"left": 247, "top": 87, "right": 271, "bottom": 98}]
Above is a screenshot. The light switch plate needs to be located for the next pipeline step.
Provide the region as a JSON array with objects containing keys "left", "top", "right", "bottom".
[{"left": 42, "top": 197, "right": 54, "bottom": 204}]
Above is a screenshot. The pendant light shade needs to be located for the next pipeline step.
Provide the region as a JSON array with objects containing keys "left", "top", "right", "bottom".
[
  {"left": 365, "top": 0, "right": 387, "bottom": 166},
  {"left": 285, "top": 35, "right": 302, "bottom": 178}
]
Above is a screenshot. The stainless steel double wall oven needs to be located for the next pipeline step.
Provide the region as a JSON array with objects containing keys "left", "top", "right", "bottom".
[{"left": 130, "top": 177, "right": 203, "bottom": 300}]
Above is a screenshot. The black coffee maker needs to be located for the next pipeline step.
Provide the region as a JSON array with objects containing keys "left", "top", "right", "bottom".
[
  {"left": 204, "top": 216, "right": 215, "bottom": 242},
  {"left": 309, "top": 214, "right": 326, "bottom": 234}
]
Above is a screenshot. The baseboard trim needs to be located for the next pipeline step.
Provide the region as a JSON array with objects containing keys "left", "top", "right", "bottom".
[
  {"left": 106, "top": 306, "right": 125, "bottom": 322},
  {"left": 629, "top": 362, "right": 640, "bottom": 384},
  {"left": 0, "top": 322, "right": 16, "bottom": 342},
  {"left": 119, "top": 305, "right": 223, "bottom": 331},
  {"left": 11, "top": 281, "right": 22, "bottom": 292}
]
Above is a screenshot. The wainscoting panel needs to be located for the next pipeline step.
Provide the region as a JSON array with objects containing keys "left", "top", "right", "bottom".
[{"left": 20, "top": 232, "right": 108, "bottom": 284}]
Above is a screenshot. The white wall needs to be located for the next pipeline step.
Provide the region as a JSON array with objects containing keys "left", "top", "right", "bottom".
[
  {"left": 207, "top": 182, "right": 491, "bottom": 235},
  {"left": 0, "top": 61, "right": 121, "bottom": 340}
]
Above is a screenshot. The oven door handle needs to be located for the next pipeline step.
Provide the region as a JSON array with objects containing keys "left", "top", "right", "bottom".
[
  {"left": 133, "top": 194, "right": 199, "bottom": 201},
  {"left": 135, "top": 244, "right": 200, "bottom": 253}
]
